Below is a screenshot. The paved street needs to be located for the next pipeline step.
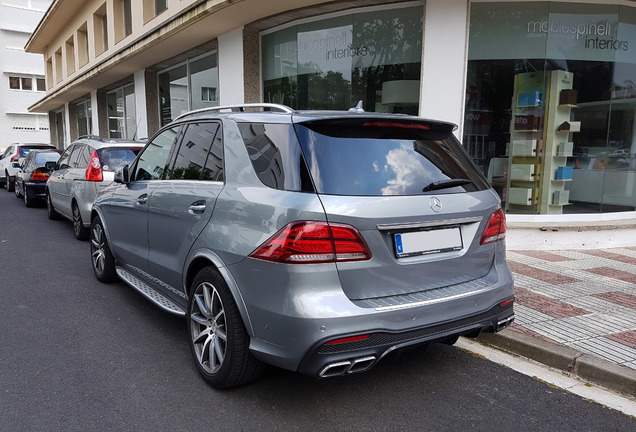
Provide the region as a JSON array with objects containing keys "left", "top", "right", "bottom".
[{"left": 1, "top": 190, "right": 634, "bottom": 431}]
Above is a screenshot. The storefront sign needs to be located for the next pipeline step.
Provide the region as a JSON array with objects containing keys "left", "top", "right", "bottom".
[{"left": 469, "top": 2, "right": 636, "bottom": 63}]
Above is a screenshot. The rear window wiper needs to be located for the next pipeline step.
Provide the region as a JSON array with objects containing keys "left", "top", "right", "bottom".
[{"left": 422, "top": 178, "right": 475, "bottom": 192}]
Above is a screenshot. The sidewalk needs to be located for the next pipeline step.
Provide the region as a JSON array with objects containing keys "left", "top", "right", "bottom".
[{"left": 477, "top": 246, "right": 636, "bottom": 398}]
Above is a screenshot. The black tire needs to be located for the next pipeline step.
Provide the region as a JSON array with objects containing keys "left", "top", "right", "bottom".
[
  {"left": 14, "top": 181, "right": 23, "bottom": 198},
  {"left": 73, "top": 202, "right": 90, "bottom": 240},
  {"left": 6, "top": 174, "right": 15, "bottom": 192},
  {"left": 46, "top": 190, "right": 60, "bottom": 220},
  {"left": 23, "top": 186, "right": 34, "bottom": 207},
  {"left": 187, "top": 266, "right": 263, "bottom": 389},
  {"left": 90, "top": 216, "right": 118, "bottom": 283}
]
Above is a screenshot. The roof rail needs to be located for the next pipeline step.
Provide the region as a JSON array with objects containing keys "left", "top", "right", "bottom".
[{"left": 174, "top": 103, "right": 294, "bottom": 121}]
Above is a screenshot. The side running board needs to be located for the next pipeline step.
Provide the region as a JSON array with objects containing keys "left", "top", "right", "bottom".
[{"left": 116, "top": 267, "right": 186, "bottom": 316}]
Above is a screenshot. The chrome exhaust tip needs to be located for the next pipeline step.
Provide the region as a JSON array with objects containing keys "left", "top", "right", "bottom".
[
  {"left": 319, "top": 361, "right": 352, "bottom": 378},
  {"left": 349, "top": 356, "right": 376, "bottom": 374},
  {"left": 318, "top": 356, "right": 377, "bottom": 378},
  {"left": 496, "top": 315, "right": 515, "bottom": 332}
]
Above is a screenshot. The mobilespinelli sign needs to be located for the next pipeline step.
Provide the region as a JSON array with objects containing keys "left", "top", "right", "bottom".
[{"left": 469, "top": 2, "right": 636, "bottom": 63}]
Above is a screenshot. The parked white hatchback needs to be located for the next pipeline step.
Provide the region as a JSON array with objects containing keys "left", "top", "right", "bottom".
[{"left": 46, "top": 136, "right": 144, "bottom": 240}]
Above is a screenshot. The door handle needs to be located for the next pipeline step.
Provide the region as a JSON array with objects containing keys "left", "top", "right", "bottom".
[
  {"left": 136, "top": 194, "right": 148, "bottom": 205},
  {"left": 188, "top": 200, "right": 206, "bottom": 214}
]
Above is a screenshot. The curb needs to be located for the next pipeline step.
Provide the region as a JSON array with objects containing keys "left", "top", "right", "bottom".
[{"left": 476, "top": 330, "right": 636, "bottom": 398}]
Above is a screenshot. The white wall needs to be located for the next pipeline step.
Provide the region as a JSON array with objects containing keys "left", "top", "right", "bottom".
[
  {"left": 0, "top": 2, "right": 51, "bottom": 144},
  {"left": 218, "top": 27, "right": 245, "bottom": 105},
  {"left": 420, "top": 0, "right": 469, "bottom": 138}
]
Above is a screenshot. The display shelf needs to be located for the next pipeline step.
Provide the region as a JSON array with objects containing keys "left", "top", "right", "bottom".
[{"left": 505, "top": 70, "right": 578, "bottom": 214}]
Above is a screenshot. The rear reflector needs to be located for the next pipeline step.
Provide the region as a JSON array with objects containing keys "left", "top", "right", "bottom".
[
  {"left": 325, "top": 335, "right": 370, "bottom": 345},
  {"left": 500, "top": 298, "right": 514, "bottom": 307},
  {"left": 480, "top": 209, "right": 506, "bottom": 245}
]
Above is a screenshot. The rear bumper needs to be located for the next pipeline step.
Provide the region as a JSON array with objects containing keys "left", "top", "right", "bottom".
[
  {"left": 25, "top": 181, "right": 47, "bottom": 198},
  {"left": 230, "top": 254, "right": 515, "bottom": 375},
  {"left": 297, "top": 300, "right": 514, "bottom": 377}
]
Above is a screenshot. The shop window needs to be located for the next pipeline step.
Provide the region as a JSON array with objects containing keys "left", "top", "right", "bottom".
[
  {"left": 76, "top": 99, "right": 92, "bottom": 137},
  {"left": 261, "top": 5, "right": 422, "bottom": 114},
  {"left": 158, "top": 52, "right": 218, "bottom": 126},
  {"left": 465, "top": 2, "right": 636, "bottom": 214},
  {"left": 107, "top": 84, "right": 136, "bottom": 139}
]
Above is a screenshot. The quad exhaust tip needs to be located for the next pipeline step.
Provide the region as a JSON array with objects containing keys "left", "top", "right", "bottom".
[{"left": 318, "top": 356, "right": 376, "bottom": 378}]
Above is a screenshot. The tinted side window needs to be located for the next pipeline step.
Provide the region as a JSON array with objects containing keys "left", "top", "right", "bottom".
[
  {"left": 75, "top": 145, "right": 92, "bottom": 169},
  {"left": 58, "top": 146, "right": 74, "bottom": 169},
  {"left": 238, "top": 123, "right": 313, "bottom": 192},
  {"left": 167, "top": 122, "right": 220, "bottom": 181},
  {"left": 133, "top": 127, "right": 181, "bottom": 181}
]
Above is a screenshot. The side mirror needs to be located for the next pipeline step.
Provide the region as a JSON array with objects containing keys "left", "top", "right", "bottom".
[
  {"left": 114, "top": 165, "right": 130, "bottom": 184},
  {"left": 45, "top": 161, "right": 57, "bottom": 171}
]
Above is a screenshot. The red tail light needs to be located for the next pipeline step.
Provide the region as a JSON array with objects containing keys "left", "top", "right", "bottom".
[
  {"left": 86, "top": 150, "right": 103, "bottom": 182},
  {"left": 480, "top": 209, "right": 507, "bottom": 245},
  {"left": 11, "top": 153, "right": 19, "bottom": 162},
  {"left": 31, "top": 170, "right": 49, "bottom": 181},
  {"left": 249, "top": 221, "right": 372, "bottom": 264}
]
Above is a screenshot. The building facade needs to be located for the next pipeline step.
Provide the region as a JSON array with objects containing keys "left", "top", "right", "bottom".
[
  {"left": 25, "top": 0, "right": 636, "bottom": 221},
  {"left": 1, "top": 0, "right": 52, "bottom": 153}
]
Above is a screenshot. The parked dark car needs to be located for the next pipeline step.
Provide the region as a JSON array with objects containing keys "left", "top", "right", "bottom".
[
  {"left": 15, "top": 149, "right": 61, "bottom": 207},
  {"left": 1, "top": 143, "right": 57, "bottom": 192}
]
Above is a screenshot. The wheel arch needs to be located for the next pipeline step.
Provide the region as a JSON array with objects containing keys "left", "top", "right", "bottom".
[{"left": 184, "top": 251, "right": 254, "bottom": 337}]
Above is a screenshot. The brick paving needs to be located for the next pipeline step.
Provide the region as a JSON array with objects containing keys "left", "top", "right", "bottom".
[{"left": 506, "top": 247, "right": 636, "bottom": 370}]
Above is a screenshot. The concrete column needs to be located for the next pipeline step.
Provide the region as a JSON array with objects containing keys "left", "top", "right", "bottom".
[
  {"left": 218, "top": 27, "right": 245, "bottom": 105},
  {"left": 420, "top": 0, "right": 469, "bottom": 138},
  {"left": 134, "top": 69, "right": 148, "bottom": 140},
  {"left": 91, "top": 90, "right": 99, "bottom": 135}
]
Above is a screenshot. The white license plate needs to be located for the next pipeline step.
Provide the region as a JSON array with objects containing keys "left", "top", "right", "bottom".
[{"left": 394, "top": 226, "right": 463, "bottom": 257}]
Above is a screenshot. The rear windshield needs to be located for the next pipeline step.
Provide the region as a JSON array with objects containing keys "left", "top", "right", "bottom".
[
  {"left": 97, "top": 147, "right": 142, "bottom": 172},
  {"left": 19, "top": 146, "right": 53, "bottom": 157},
  {"left": 34, "top": 152, "right": 60, "bottom": 165},
  {"left": 294, "top": 119, "right": 490, "bottom": 196}
]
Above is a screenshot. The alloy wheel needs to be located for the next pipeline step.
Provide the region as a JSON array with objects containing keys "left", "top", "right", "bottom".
[
  {"left": 190, "top": 281, "right": 228, "bottom": 374},
  {"left": 91, "top": 222, "right": 106, "bottom": 276}
]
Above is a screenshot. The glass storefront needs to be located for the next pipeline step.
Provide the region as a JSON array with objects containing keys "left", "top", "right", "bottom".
[
  {"left": 158, "top": 52, "right": 218, "bottom": 126},
  {"left": 465, "top": 2, "right": 636, "bottom": 214},
  {"left": 107, "top": 84, "right": 136, "bottom": 139},
  {"left": 76, "top": 99, "right": 92, "bottom": 137},
  {"left": 261, "top": 3, "right": 423, "bottom": 114}
]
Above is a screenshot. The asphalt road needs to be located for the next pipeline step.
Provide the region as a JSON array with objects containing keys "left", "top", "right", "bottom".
[{"left": 0, "top": 188, "right": 634, "bottom": 432}]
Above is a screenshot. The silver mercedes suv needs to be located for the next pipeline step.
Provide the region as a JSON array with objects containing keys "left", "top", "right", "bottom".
[{"left": 90, "top": 104, "right": 514, "bottom": 389}]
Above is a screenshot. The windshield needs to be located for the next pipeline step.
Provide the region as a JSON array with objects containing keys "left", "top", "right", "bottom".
[{"left": 294, "top": 119, "right": 489, "bottom": 196}]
